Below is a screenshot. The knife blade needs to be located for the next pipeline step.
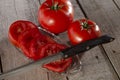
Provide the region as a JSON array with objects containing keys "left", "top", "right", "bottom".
[
  {"left": 0, "top": 35, "right": 114, "bottom": 79},
  {"left": 62, "top": 35, "right": 115, "bottom": 58}
]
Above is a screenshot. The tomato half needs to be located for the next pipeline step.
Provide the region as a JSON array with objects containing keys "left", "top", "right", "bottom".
[
  {"left": 29, "top": 35, "right": 56, "bottom": 60},
  {"left": 18, "top": 28, "right": 42, "bottom": 58},
  {"left": 38, "top": 0, "right": 74, "bottom": 34},
  {"left": 38, "top": 43, "right": 72, "bottom": 73},
  {"left": 68, "top": 19, "right": 101, "bottom": 45},
  {"left": 8, "top": 20, "right": 38, "bottom": 47}
]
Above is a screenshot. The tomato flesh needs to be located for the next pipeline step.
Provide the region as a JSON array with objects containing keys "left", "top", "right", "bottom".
[
  {"left": 18, "top": 28, "right": 42, "bottom": 58},
  {"left": 8, "top": 20, "right": 38, "bottom": 47},
  {"left": 38, "top": 43, "right": 72, "bottom": 73},
  {"left": 29, "top": 35, "right": 56, "bottom": 60}
]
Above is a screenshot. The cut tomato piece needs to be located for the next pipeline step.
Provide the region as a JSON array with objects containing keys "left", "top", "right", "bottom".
[
  {"left": 38, "top": 43, "right": 72, "bottom": 73},
  {"left": 8, "top": 20, "right": 39, "bottom": 47},
  {"left": 18, "top": 28, "right": 42, "bottom": 58},
  {"left": 29, "top": 35, "right": 56, "bottom": 60}
]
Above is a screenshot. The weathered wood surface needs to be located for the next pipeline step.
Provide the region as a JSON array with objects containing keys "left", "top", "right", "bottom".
[
  {"left": 0, "top": 0, "right": 48, "bottom": 80},
  {"left": 0, "top": 0, "right": 120, "bottom": 80},
  {"left": 78, "top": 0, "right": 120, "bottom": 78},
  {"left": 40, "top": 0, "right": 119, "bottom": 80},
  {"left": 60, "top": 0, "right": 119, "bottom": 80}
]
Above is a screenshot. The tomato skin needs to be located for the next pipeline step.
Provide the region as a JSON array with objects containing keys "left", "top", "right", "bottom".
[
  {"left": 38, "top": 43, "right": 72, "bottom": 73},
  {"left": 38, "top": 0, "right": 74, "bottom": 34},
  {"left": 8, "top": 20, "right": 38, "bottom": 47},
  {"left": 68, "top": 19, "right": 101, "bottom": 45}
]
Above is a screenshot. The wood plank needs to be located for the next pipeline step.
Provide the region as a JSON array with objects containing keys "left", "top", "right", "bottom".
[
  {"left": 78, "top": 0, "right": 120, "bottom": 78},
  {"left": 0, "top": 0, "right": 118, "bottom": 80},
  {"left": 0, "top": 0, "right": 48, "bottom": 80},
  {"left": 39, "top": 0, "right": 119, "bottom": 80},
  {"left": 68, "top": 47, "right": 118, "bottom": 80},
  {"left": 113, "top": 0, "right": 120, "bottom": 10},
  {"left": 37, "top": 0, "right": 67, "bottom": 80},
  {"left": 64, "top": 0, "right": 119, "bottom": 80}
]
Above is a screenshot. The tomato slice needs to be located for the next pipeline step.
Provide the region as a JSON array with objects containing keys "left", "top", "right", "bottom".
[
  {"left": 18, "top": 28, "right": 42, "bottom": 58},
  {"left": 38, "top": 43, "right": 72, "bottom": 73},
  {"left": 8, "top": 20, "right": 39, "bottom": 47},
  {"left": 29, "top": 35, "right": 56, "bottom": 60}
]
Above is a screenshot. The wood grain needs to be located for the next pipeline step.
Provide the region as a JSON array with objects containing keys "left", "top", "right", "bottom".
[
  {"left": 78, "top": 0, "right": 120, "bottom": 78},
  {"left": 0, "top": 0, "right": 119, "bottom": 80},
  {"left": 38, "top": 0, "right": 68, "bottom": 80},
  {"left": 36, "top": 0, "right": 119, "bottom": 80},
  {"left": 0, "top": 0, "right": 48, "bottom": 80},
  {"left": 39, "top": 0, "right": 119, "bottom": 80},
  {"left": 113, "top": 0, "right": 120, "bottom": 10},
  {"left": 65, "top": 0, "right": 119, "bottom": 80}
]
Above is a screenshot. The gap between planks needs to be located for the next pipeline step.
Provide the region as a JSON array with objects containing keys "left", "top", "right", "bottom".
[
  {"left": 37, "top": 0, "right": 120, "bottom": 80},
  {"left": 76, "top": 0, "right": 120, "bottom": 79},
  {"left": 0, "top": 57, "right": 4, "bottom": 80},
  {"left": 112, "top": 0, "right": 120, "bottom": 11},
  {"left": 0, "top": 0, "right": 118, "bottom": 80},
  {"left": 99, "top": 45, "right": 120, "bottom": 79}
]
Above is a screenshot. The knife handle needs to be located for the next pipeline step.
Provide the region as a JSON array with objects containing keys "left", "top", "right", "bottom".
[{"left": 62, "top": 35, "right": 115, "bottom": 58}]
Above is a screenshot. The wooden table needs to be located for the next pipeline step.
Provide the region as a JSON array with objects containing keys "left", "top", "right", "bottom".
[{"left": 0, "top": 0, "right": 120, "bottom": 80}]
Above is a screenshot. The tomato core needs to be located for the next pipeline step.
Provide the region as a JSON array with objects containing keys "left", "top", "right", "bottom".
[
  {"left": 81, "top": 20, "right": 92, "bottom": 30},
  {"left": 51, "top": 2, "right": 63, "bottom": 10}
]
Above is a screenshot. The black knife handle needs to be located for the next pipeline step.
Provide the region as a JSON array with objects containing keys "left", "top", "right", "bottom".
[{"left": 62, "top": 35, "right": 115, "bottom": 58}]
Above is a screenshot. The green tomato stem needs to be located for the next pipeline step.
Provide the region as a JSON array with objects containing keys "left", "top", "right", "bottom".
[
  {"left": 82, "top": 20, "right": 91, "bottom": 30},
  {"left": 50, "top": 1, "right": 63, "bottom": 10}
]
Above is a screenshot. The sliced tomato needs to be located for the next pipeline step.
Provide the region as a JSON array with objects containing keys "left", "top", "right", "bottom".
[
  {"left": 43, "top": 58, "right": 72, "bottom": 73},
  {"left": 38, "top": 43, "right": 72, "bottom": 73},
  {"left": 8, "top": 20, "right": 39, "bottom": 47},
  {"left": 18, "top": 28, "right": 42, "bottom": 58},
  {"left": 29, "top": 35, "right": 56, "bottom": 60}
]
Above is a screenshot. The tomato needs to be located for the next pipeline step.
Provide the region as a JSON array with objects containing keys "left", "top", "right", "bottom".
[
  {"left": 38, "top": 43, "right": 72, "bottom": 73},
  {"left": 38, "top": 0, "right": 74, "bottom": 34},
  {"left": 8, "top": 20, "right": 38, "bottom": 47},
  {"left": 29, "top": 35, "right": 56, "bottom": 60},
  {"left": 68, "top": 19, "right": 101, "bottom": 45},
  {"left": 18, "top": 28, "right": 42, "bottom": 58}
]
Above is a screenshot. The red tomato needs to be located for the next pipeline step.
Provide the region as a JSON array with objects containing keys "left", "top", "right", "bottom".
[
  {"left": 38, "top": 43, "right": 72, "bottom": 73},
  {"left": 29, "top": 35, "right": 56, "bottom": 60},
  {"left": 68, "top": 19, "right": 101, "bottom": 45},
  {"left": 8, "top": 20, "right": 38, "bottom": 47},
  {"left": 18, "top": 28, "right": 42, "bottom": 58},
  {"left": 38, "top": 0, "right": 74, "bottom": 34}
]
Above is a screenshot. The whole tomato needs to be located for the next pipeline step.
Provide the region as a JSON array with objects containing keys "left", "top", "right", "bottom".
[
  {"left": 38, "top": 0, "right": 74, "bottom": 34},
  {"left": 68, "top": 19, "right": 101, "bottom": 45}
]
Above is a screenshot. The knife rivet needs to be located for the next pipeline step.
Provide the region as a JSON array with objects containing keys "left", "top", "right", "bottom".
[
  {"left": 65, "top": 55, "right": 68, "bottom": 58},
  {"left": 110, "top": 39, "right": 113, "bottom": 42},
  {"left": 86, "top": 46, "right": 90, "bottom": 50}
]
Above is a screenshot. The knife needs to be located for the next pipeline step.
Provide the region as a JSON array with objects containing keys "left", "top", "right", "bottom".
[
  {"left": 62, "top": 35, "right": 114, "bottom": 58},
  {"left": 0, "top": 35, "right": 114, "bottom": 79}
]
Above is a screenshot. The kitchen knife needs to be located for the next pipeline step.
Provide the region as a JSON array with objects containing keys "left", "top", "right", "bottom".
[
  {"left": 0, "top": 35, "right": 114, "bottom": 79},
  {"left": 62, "top": 35, "right": 115, "bottom": 58}
]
